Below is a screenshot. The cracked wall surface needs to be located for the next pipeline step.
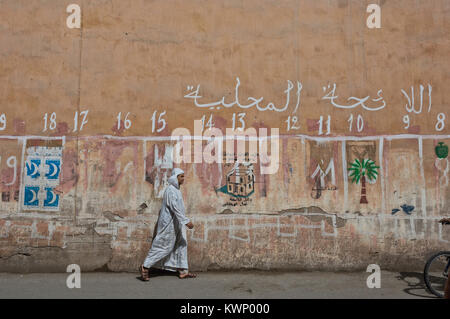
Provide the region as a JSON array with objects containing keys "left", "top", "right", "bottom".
[{"left": 0, "top": 0, "right": 449, "bottom": 272}]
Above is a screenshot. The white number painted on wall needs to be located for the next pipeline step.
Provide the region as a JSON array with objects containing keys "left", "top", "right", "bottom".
[
  {"left": 200, "top": 114, "right": 214, "bottom": 131},
  {"left": 0, "top": 156, "right": 17, "bottom": 186},
  {"left": 232, "top": 112, "right": 246, "bottom": 131},
  {"left": 73, "top": 110, "right": 89, "bottom": 132},
  {"left": 5, "top": 156, "right": 17, "bottom": 186},
  {"left": 43, "top": 112, "right": 57, "bottom": 132},
  {"left": 151, "top": 110, "right": 167, "bottom": 133},
  {"left": 436, "top": 113, "right": 446, "bottom": 132},
  {"left": 285, "top": 115, "right": 300, "bottom": 131},
  {"left": 348, "top": 114, "right": 364, "bottom": 132},
  {"left": 318, "top": 115, "right": 331, "bottom": 135},
  {"left": 117, "top": 112, "right": 132, "bottom": 130},
  {"left": 402, "top": 115, "right": 410, "bottom": 129},
  {"left": 0, "top": 114, "right": 6, "bottom": 130}
]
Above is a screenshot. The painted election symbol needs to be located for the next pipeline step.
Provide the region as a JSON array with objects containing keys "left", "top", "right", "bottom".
[
  {"left": 216, "top": 160, "right": 255, "bottom": 207},
  {"left": 22, "top": 140, "right": 63, "bottom": 211},
  {"left": 435, "top": 142, "right": 448, "bottom": 159},
  {"left": 348, "top": 159, "right": 379, "bottom": 204}
]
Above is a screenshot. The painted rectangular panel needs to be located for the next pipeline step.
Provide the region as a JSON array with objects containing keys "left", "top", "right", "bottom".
[{"left": 22, "top": 140, "right": 63, "bottom": 212}]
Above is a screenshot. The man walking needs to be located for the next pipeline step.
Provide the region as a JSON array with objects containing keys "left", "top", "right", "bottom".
[{"left": 139, "top": 168, "right": 196, "bottom": 281}]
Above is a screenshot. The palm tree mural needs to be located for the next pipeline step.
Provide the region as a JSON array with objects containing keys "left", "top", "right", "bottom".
[{"left": 348, "top": 159, "right": 379, "bottom": 204}]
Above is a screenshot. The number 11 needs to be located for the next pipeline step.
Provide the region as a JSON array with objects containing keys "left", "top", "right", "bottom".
[{"left": 318, "top": 115, "right": 331, "bottom": 135}]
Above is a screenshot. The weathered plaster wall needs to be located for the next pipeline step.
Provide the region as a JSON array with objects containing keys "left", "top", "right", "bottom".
[{"left": 0, "top": 0, "right": 449, "bottom": 272}]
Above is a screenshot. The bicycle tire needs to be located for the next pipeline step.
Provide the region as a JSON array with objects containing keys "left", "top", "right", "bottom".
[{"left": 423, "top": 251, "right": 450, "bottom": 298}]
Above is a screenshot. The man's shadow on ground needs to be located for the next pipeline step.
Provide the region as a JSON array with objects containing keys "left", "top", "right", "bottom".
[
  {"left": 396, "top": 272, "right": 444, "bottom": 298},
  {"left": 136, "top": 268, "right": 179, "bottom": 281},
  {"left": 134, "top": 269, "right": 445, "bottom": 297}
]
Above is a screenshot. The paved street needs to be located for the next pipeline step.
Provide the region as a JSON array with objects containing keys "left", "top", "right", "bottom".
[{"left": 0, "top": 270, "right": 441, "bottom": 299}]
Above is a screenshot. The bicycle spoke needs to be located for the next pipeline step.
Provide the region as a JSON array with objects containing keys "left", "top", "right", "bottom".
[{"left": 424, "top": 252, "right": 450, "bottom": 298}]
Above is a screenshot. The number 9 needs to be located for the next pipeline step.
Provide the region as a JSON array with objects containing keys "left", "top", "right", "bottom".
[
  {"left": 0, "top": 114, "right": 6, "bottom": 130},
  {"left": 403, "top": 115, "right": 410, "bottom": 129}
]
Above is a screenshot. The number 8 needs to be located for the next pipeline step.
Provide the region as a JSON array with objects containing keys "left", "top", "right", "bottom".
[{"left": 436, "top": 113, "right": 445, "bottom": 132}]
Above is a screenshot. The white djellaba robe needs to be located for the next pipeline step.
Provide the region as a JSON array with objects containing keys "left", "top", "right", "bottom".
[{"left": 143, "top": 168, "right": 191, "bottom": 272}]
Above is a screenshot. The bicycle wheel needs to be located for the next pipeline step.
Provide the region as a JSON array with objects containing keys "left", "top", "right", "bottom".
[{"left": 424, "top": 251, "right": 450, "bottom": 298}]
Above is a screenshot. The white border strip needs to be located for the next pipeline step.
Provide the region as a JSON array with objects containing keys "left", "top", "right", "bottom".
[{"left": 0, "top": 134, "right": 449, "bottom": 142}]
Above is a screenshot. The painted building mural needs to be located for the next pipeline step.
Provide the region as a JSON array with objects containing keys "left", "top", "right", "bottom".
[{"left": 0, "top": 0, "right": 449, "bottom": 272}]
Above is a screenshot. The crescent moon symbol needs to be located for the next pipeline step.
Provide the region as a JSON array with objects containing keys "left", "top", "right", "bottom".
[
  {"left": 29, "top": 189, "right": 37, "bottom": 204},
  {"left": 48, "top": 190, "right": 57, "bottom": 205},
  {"left": 28, "top": 162, "right": 38, "bottom": 177},
  {"left": 49, "top": 163, "right": 58, "bottom": 177}
]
